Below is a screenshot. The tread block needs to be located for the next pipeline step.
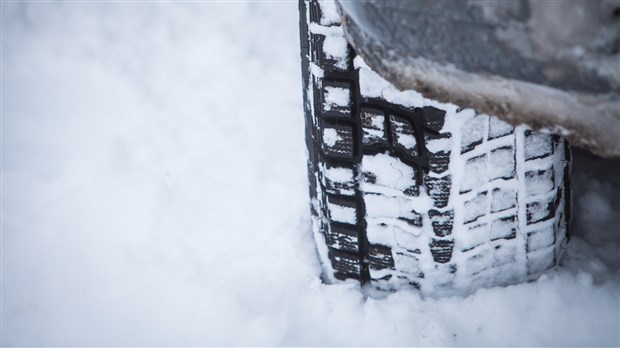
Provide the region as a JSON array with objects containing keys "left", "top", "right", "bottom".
[
  {"left": 462, "top": 222, "right": 488, "bottom": 252},
  {"left": 526, "top": 194, "right": 556, "bottom": 225},
  {"left": 308, "top": 0, "right": 322, "bottom": 23},
  {"left": 368, "top": 244, "right": 395, "bottom": 270},
  {"left": 314, "top": 0, "right": 340, "bottom": 26},
  {"left": 461, "top": 115, "right": 488, "bottom": 153},
  {"left": 491, "top": 188, "right": 517, "bottom": 213},
  {"left": 490, "top": 215, "right": 517, "bottom": 241},
  {"left": 466, "top": 248, "right": 492, "bottom": 275},
  {"left": 403, "top": 184, "right": 420, "bottom": 197},
  {"left": 395, "top": 275, "right": 422, "bottom": 289},
  {"left": 527, "top": 228, "right": 556, "bottom": 253},
  {"left": 326, "top": 222, "right": 360, "bottom": 252},
  {"left": 364, "top": 195, "right": 425, "bottom": 236},
  {"left": 326, "top": 194, "right": 358, "bottom": 224},
  {"left": 488, "top": 116, "right": 514, "bottom": 140},
  {"left": 363, "top": 171, "right": 377, "bottom": 184},
  {"left": 321, "top": 123, "right": 355, "bottom": 158},
  {"left": 330, "top": 250, "right": 362, "bottom": 280},
  {"left": 489, "top": 146, "right": 516, "bottom": 180},
  {"left": 425, "top": 133, "right": 452, "bottom": 174},
  {"left": 370, "top": 274, "right": 393, "bottom": 283},
  {"left": 425, "top": 175, "right": 451, "bottom": 208},
  {"left": 394, "top": 250, "right": 423, "bottom": 276},
  {"left": 524, "top": 130, "right": 554, "bottom": 161},
  {"left": 554, "top": 184, "right": 564, "bottom": 210},
  {"left": 399, "top": 209, "right": 423, "bottom": 227},
  {"left": 492, "top": 244, "right": 517, "bottom": 268},
  {"left": 460, "top": 154, "right": 487, "bottom": 193},
  {"left": 562, "top": 157, "right": 572, "bottom": 233},
  {"left": 527, "top": 247, "right": 556, "bottom": 275},
  {"left": 464, "top": 191, "right": 488, "bottom": 224},
  {"left": 320, "top": 80, "right": 353, "bottom": 118},
  {"left": 311, "top": 34, "right": 350, "bottom": 71},
  {"left": 525, "top": 167, "right": 555, "bottom": 196},
  {"left": 361, "top": 153, "right": 419, "bottom": 196},
  {"left": 422, "top": 106, "right": 446, "bottom": 132},
  {"left": 434, "top": 281, "right": 456, "bottom": 290},
  {"left": 361, "top": 107, "right": 387, "bottom": 145},
  {"left": 429, "top": 209, "right": 455, "bottom": 237},
  {"left": 430, "top": 238, "right": 454, "bottom": 263},
  {"left": 428, "top": 150, "right": 451, "bottom": 174},
  {"left": 324, "top": 165, "right": 356, "bottom": 196},
  {"left": 435, "top": 263, "right": 458, "bottom": 276},
  {"left": 390, "top": 114, "right": 419, "bottom": 157}
]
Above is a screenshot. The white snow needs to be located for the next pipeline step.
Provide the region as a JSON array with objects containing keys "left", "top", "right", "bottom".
[
  {"left": 361, "top": 153, "right": 418, "bottom": 194},
  {"left": 491, "top": 189, "right": 518, "bottom": 212},
  {"left": 488, "top": 145, "right": 516, "bottom": 180},
  {"left": 395, "top": 133, "right": 417, "bottom": 149},
  {"left": 371, "top": 116, "right": 384, "bottom": 129},
  {"left": 309, "top": 62, "right": 324, "bottom": 78},
  {"left": 322, "top": 128, "right": 341, "bottom": 147},
  {"left": 318, "top": 0, "right": 340, "bottom": 26},
  {"left": 461, "top": 155, "right": 488, "bottom": 193},
  {"left": 525, "top": 132, "right": 554, "bottom": 159},
  {"left": 309, "top": 22, "right": 348, "bottom": 69},
  {"left": 461, "top": 114, "right": 488, "bottom": 150},
  {"left": 525, "top": 167, "right": 555, "bottom": 196},
  {"left": 322, "top": 36, "right": 348, "bottom": 60},
  {"left": 425, "top": 136, "right": 451, "bottom": 153},
  {"left": 323, "top": 86, "right": 350, "bottom": 111},
  {"left": 356, "top": 56, "right": 427, "bottom": 108},
  {"left": 327, "top": 202, "right": 357, "bottom": 224},
  {"left": 324, "top": 166, "right": 354, "bottom": 184},
  {"left": 357, "top": 62, "right": 393, "bottom": 98},
  {"left": 2, "top": 2, "right": 619, "bottom": 347}
]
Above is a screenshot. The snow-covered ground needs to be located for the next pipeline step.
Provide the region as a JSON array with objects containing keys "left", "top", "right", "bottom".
[{"left": 2, "top": 2, "right": 618, "bottom": 346}]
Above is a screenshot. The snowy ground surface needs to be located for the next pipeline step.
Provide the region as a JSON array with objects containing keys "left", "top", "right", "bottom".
[{"left": 2, "top": 2, "right": 619, "bottom": 346}]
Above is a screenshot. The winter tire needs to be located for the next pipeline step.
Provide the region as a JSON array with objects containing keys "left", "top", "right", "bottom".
[{"left": 299, "top": 0, "right": 571, "bottom": 296}]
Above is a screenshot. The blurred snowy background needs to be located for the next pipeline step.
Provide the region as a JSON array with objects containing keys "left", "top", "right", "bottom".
[{"left": 2, "top": 1, "right": 618, "bottom": 346}]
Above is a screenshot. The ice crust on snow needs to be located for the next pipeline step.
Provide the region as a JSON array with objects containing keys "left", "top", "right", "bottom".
[
  {"left": 2, "top": 1, "right": 618, "bottom": 346},
  {"left": 361, "top": 153, "right": 418, "bottom": 195}
]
